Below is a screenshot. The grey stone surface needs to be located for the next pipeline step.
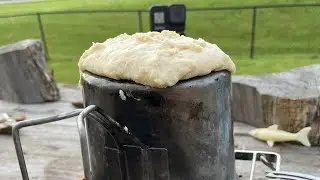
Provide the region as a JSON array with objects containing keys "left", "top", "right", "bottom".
[
  {"left": 0, "top": 39, "right": 60, "bottom": 104},
  {"left": 234, "top": 122, "right": 320, "bottom": 179},
  {"left": 0, "top": 84, "right": 319, "bottom": 180}
]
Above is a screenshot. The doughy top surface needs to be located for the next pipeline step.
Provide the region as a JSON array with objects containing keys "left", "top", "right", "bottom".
[{"left": 78, "top": 30, "right": 236, "bottom": 88}]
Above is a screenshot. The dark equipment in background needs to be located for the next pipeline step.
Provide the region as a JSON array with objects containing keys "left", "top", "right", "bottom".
[{"left": 149, "top": 4, "right": 186, "bottom": 35}]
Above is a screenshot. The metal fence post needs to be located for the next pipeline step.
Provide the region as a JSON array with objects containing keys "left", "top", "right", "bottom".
[
  {"left": 250, "top": 7, "right": 257, "bottom": 60},
  {"left": 137, "top": 10, "right": 143, "bottom": 32},
  {"left": 36, "top": 13, "right": 49, "bottom": 61}
]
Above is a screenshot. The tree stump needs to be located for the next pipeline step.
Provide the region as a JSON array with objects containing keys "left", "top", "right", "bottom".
[
  {"left": 0, "top": 39, "right": 60, "bottom": 103},
  {"left": 231, "top": 64, "right": 320, "bottom": 146}
]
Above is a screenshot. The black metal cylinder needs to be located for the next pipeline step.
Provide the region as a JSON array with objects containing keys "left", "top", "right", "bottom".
[{"left": 80, "top": 70, "right": 235, "bottom": 180}]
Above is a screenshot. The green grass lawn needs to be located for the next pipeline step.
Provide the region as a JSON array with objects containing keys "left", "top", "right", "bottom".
[{"left": 0, "top": 0, "right": 319, "bottom": 83}]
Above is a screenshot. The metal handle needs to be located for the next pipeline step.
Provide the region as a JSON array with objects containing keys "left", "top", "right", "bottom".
[
  {"left": 235, "top": 149, "right": 281, "bottom": 180},
  {"left": 77, "top": 105, "right": 98, "bottom": 180},
  {"left": 12, "top": 109, "right": 83, "bottom": 180}
]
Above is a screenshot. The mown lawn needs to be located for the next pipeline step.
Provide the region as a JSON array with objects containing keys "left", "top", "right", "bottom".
[{"left": 0, "top": 0, "right": 319, "bottom": 83}]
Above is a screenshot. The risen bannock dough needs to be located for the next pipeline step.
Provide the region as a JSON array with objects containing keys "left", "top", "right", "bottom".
[{"left": 78, "top": 30, "right": 236, "bottom": 88}]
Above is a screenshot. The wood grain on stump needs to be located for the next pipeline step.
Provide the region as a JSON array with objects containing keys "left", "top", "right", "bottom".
[
  {"left": 0, "top": 39, "right": 60, "bottom": 103},
  {"left": 232, "top": 64, "right": 320, "bottom": 146}
]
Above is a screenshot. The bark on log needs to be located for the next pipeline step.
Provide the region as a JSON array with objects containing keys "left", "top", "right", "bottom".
[
  {"left": 0, "top": 39, "right": 60, "bottom": 103},
  {"left": 231, "top": 64, "right": 320, "bottom": 146}
]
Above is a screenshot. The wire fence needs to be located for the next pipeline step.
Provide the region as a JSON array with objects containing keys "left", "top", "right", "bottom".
[{"left": 0, "top": 3, "right": 319, "bottom": 61}]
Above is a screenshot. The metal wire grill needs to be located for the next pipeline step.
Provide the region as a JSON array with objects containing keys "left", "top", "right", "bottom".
[{"left": 235, "top": 149, "right": 281, "bottom": 180}]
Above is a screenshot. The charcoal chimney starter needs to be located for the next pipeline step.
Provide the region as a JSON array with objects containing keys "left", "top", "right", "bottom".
[{"left": 80, "top": 69, "right": 235, "bottom": 180}]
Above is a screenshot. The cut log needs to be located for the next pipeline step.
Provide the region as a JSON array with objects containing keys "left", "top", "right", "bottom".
[
  {"left": 0, "top": 39, "right": 60, "bottom": 103},
  {"left": 231, "top": 64, "right": 320, "bottom": 146}
]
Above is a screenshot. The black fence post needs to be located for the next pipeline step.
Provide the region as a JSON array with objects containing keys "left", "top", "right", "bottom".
[
  {"left": 137, "top": 10, "right": 143, "bottom": 32},
  {"left": 36, "top": 13, "right": 49, "bottom": 61},
  {"left": 250, "top": 7, "right": 257, "bottom": 60}
]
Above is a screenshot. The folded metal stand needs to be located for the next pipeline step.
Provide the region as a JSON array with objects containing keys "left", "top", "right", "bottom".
[
  {"left": 12, "top": 105, "right": 170, "bottom": 180},
  {"left": 234, "top": 150, "right": 320, "bottom": 180},
  {"left": 235, "top": 149, "right": 281, "bottom": 180},
  {"left": 78, "top": 105, "right": 170, "bottom": 180},
  {"left": 12, "top": 109, "right": 83, "bottom": 180},
  {"left": 266, "top": 171, "right": 320, "bottom": 180}
]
